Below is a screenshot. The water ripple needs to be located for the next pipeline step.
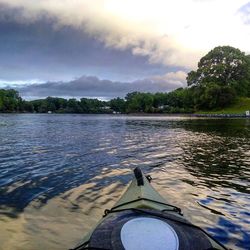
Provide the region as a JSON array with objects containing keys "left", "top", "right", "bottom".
[{"left": 0, "top": 114, "right": 249, "bottom": 249}]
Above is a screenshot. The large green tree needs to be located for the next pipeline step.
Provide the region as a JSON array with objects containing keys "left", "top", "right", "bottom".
[
  {"left": 125, "top": 92, "right": 154, "bottom": 113},
  {"left": 109, "top": 97, "right": 126, "bottom": 113},
  {"left": 0, "top": 89, "right": 23, "bottom": 112},
  {"left": 187, "top": 46, "right": 250, "bottom": 95},
  {"left": 192, "top": 83, "right": 236, "bottom": 109}
]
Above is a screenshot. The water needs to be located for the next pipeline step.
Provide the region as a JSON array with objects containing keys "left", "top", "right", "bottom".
[{"left": 0, "top": 114, "right": 249, "bottom": 250}]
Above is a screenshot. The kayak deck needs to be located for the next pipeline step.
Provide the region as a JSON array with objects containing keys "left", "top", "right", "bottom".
[
  {"left": 114, "top": 168, "right": 173, "bottom": 211},
  {"left": 72, "top": 167, "right": 227, "bottom": 250},
  {"left": 107, "top": 167, "right": 183, "bottom": 219}
]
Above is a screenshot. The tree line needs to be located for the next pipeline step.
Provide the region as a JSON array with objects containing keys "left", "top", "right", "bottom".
[
  {"left": 0, "top": 89, "right": 200, "bottom": 114},
  {"left": 1, "top": 46, "right": 250, "bottom": 114}
]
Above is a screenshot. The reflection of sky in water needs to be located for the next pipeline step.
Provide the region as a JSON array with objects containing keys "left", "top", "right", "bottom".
[{"left": 0, "top": 115, "right": 249, "bottom": 249}]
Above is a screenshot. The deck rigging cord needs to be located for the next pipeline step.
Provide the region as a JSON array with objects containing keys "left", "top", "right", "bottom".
[
  {"left": 70, "top": 169, "right": 228, "bottom": 250},
  {"left": 70, "top": 197, "right": 228, "bottom": 250}
]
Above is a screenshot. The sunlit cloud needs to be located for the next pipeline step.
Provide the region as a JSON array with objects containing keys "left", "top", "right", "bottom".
[
  {"left": 0, "top": 0, "right": 249, "bottom": 70},
  {"left": 150, "top": 71, "right": 187, "bottom": 88}
]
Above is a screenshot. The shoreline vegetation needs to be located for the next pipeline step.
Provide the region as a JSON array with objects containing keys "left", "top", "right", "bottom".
[{"left": 1, "top": 46, "right": 250, "bottom": 116}]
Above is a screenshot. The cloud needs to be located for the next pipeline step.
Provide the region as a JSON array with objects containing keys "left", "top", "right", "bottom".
[
  {"left": 150, "top": 71, "right": 187, "bottom": 87},
  {"left": 0, "top": 16, "right": 171, "bottom": 83},
  {"left": 238, "top": 2, "right": 250, "bottom": 25},
  {"left": 0, "top": 0, "right": 249, "bottom": 70},
  {"left": 16, "top": 72, "right": 187, "bottom": 100}
]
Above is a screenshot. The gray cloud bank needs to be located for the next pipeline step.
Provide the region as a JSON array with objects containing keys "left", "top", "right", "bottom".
[
  {"left": 0, "top": 9, "right": 169, "bottom": 82},
  {"left": 17, "top": 72, "right": 187, "bottom": 100},
  {"left": 1, "top": 0, "right": 248, "bottom": 72}
]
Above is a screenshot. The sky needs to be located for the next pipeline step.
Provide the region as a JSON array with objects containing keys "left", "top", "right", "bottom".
[{"left": 0, "top": 0, "right": 249, "bottom": 99}]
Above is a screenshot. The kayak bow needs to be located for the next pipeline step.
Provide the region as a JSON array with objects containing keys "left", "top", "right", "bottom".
[{"left": 71, "top": 167, "right": 227, "bottom": 250}]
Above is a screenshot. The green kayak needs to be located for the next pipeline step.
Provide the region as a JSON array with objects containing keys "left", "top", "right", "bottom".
[{"left": 71, "top": 167, "right": 227, "bottom": 250}]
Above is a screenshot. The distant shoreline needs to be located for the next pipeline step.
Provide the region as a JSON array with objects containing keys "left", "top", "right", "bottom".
[
  {"left": 193, "top": 114, "right": 250, "bottom": 118},
  {"left": 0, "top": 112, "right": 250, "bottom": 118}
]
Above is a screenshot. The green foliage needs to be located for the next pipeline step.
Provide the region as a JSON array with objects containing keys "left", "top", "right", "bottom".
[
  {"left": 30, "top": 97, "right": 108, "bottom": 113},
  {"left": 197, "top": 97, "right": 250, "bottom": 114},
  {"left": 193, "top": 83, "right": 236, "bottom": 109},
  {"left": 0, "top": 89, "right": 24, "bottom": 112},
  {"left": 187, "top": 46, "right": 250, "bottom": 99},
  {"left": 125, "top": 92, "right": 154, "bottom": 113},
  {"left": 67, "top": 98, "right": 82, "bottom": 113},
  {"left": 80, "top": 98, "right": 109, "bottom": 113},
  {"left": 109, "top": 97, "right": 126, "bottom": 113},
  {"left": 186, "top": 46, "right": 250, "bottom": 110},
  {"left": 123, "top": 89, "right": 194, "bottom": 113},
  {"left": 187, "top": 46, "right": 249, "bottom": 87}
]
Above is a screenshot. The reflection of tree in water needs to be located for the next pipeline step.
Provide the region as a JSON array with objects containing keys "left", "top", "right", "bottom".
[
  {"left": 179, "top": 119, "right": 250, "bottom": 193},
  {"left": 179, "top": 118, "right": 250, "bottom": 138}
]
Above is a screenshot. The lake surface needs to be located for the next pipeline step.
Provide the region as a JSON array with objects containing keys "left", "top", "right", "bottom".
[{"left": 0, "top": 114, "right": 249, "bottom": 250}]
